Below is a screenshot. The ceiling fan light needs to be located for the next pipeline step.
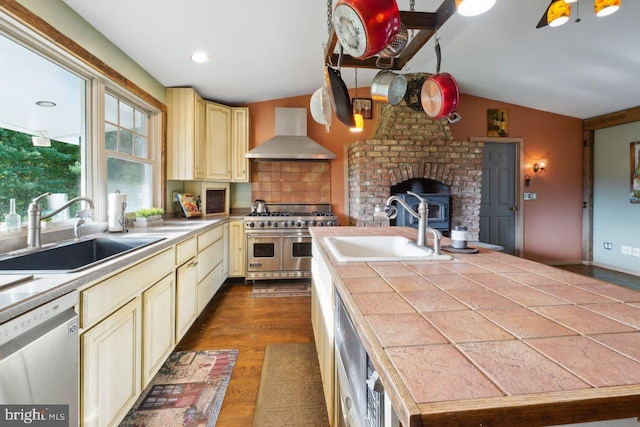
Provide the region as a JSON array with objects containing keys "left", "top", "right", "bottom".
[
  {"left": 547, "top": 0, "right": 571, "bottom": 27},
  {"left": 595, "top": 0, "right": 620, "bottom": 17},
  {"left": 455, "top": 0, "right": 496, "bottom": 17}
]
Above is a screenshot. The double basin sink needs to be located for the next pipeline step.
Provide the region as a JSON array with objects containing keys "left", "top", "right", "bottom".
[
  {"left": 0, "top": 236, "right": 165, "bottom": 274},
  {"left": 324, "top": 235, "right": 452, "bottom": 262}
]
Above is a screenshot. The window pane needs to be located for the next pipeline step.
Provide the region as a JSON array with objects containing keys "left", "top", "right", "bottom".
[
  {"left": 105, "top": 93, "right": 118, "bottom": 124},
  {"left": 135, "top": 109, "right": 146, "bottom": 135},
  {"left": 135, "top": 135, "right": 147, "bottom": 158},
  {"left": 107, "top": 156, "right": 151, "bottom": 212},
  {"left": 105, "top": 123, "right": 117, "bottom": 151},
  {"left": 120, "top": 129, "right": 133, "bottom": 155},
  {"left": 119, "top": 101, "right": 134, "bottom": 130}
]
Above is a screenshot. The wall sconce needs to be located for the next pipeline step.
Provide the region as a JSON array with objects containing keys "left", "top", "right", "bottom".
[{"left": 533, "top": 159, "right": 547, "bottom": 175}]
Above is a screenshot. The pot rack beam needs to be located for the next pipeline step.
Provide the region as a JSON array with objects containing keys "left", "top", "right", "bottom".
[{"left": 324, "top": 0, "right": 457, "bottom": 70}]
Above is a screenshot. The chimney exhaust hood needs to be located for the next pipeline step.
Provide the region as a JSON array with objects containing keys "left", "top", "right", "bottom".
[{"left": 245, "top": 107, "right": 336, "bottom": 160}]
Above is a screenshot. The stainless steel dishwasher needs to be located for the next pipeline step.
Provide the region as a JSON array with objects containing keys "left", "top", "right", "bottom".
[{"left": 0, "top": 290, "right": 79, "bottom": 426}]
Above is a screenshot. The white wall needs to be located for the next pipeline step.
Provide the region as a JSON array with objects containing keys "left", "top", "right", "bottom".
[
  {"left": 16, "top": 0, "right": 165, "bottom": 103},
  {"left": 593, "top": 122, "right": 640, "bottom": 274}
]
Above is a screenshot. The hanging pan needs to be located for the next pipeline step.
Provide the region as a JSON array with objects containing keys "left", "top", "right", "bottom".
[
  {"left": 325, "top": 45, "right": 355, "bottom": 127},
  {"left": 420, "top": 39, "right": 462, "bottom": 123},
  {"left": 371, "top": 70, "right": 407, "bottom": 106},
  {"left": 310, "top": 84, "right": 332, "bottom": 132}
]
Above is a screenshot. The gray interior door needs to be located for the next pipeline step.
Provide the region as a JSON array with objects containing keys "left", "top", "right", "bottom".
[{"left": 480, "top": 142, "right": 516, "bottom": 254}]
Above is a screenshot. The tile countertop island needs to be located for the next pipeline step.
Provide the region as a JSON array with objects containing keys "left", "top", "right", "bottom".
[{"left": 310, "top": 226, "right": 640, "bottom": 427}]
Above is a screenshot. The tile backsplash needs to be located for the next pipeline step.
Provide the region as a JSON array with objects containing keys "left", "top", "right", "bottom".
[{"left": 250, "top": 161, "right": 331, "bottom": 203}]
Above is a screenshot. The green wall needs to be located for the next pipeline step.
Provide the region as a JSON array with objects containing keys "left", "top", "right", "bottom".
[
  {"left": 594, "top": 122, "right": 640, "bottom": 274},
  {"left": 17, "top": 0, "right": 165, "bottom": 103}
]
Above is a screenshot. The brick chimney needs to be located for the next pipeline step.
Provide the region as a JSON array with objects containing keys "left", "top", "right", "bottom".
[{"left": 347, "top": 74, "right": 483, "bottom": 239}]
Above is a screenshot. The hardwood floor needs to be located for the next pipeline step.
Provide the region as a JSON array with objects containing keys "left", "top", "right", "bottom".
[{"left": 176, "top": 281, "right": 314, "bottom": 427}]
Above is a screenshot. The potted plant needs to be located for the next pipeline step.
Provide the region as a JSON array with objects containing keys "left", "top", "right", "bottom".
[{"left": 134, "top": 207, "right": 165, "bottom": 224}]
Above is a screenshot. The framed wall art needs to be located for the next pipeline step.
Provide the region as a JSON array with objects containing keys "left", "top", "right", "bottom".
[
  {"left": 352, "top": 98, "right": 372, "bottom": 119},
  {"left": 631, "top": 141, "right": 640, "bottom": 203},
  {"left": 487, "top": 109, "right": 508, "bottom": 137}
]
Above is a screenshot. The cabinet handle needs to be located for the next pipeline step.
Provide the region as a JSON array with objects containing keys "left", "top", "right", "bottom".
[{"left": 188, "top": 260, "right": 199, "bottom": 268}]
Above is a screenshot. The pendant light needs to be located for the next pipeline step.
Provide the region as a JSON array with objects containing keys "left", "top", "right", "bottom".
[
  {"left": 595, "top": 0, "right": 620, "bottom": 17},
  {"left": 547, "top": 0, "right": 571, "bottom": 27},
  {"left": 351, "top": 68, "right": 363, "bottom": 133},
  {"left": 455, "top": 0, "right": 496, "bottom": 16}
]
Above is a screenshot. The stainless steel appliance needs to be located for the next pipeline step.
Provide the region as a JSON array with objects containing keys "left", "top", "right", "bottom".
[
  {"left": 335, "top": 290, "right": 385, "bottom": 427},
  {"left": 0, "top": 291, "right": 79, "bottom": 426},
  {"left": 244, "top": 203, "right": 338, "bottom": 281}
]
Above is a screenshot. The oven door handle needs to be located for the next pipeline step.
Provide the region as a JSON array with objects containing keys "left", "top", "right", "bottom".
[{"left": 247, "top": 234, "right": 281, "bottom": 239}]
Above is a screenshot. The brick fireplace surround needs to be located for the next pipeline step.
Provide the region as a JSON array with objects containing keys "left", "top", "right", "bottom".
[{"left": 348, "top": 74, "right": 483, "bottom": 239}]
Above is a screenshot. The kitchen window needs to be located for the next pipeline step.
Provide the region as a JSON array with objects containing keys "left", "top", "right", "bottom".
[
  {"left": 104, "top": 92, "right": 156, "bottom": 212},
  {"left": 0, "top": 13, "right": 162, "bottom": 229}
]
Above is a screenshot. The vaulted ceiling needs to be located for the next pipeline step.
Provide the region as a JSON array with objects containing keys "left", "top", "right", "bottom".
[{"left": 61, "top": 0, "right": 640, "bottom": 119}]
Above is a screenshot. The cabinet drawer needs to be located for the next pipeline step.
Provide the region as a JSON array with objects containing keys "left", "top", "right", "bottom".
[
  {"left": 198, "top": 225, "right": 223, "bottom": 251},
  {"left": 198, "top": 239, "right": 223, "bottom": 283},
  {"left": 176, "top": 236, "right": 197, "bottom": 265},
  {"left": 81, "top": 248, "right": 174, "bottom": 328}
]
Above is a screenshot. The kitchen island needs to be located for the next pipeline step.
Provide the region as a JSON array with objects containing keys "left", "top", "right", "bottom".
[{"left": 310, "top": 226, "right": 640, "bottom": 427}]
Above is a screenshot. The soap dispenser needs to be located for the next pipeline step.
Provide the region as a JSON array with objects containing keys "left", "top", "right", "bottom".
[{"left": 5, "top": 198, "right": 21, "bottom": 231}]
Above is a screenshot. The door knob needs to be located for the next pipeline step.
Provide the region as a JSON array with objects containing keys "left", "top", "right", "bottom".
[{"left": 510, "top": 205, "right": 518, "bottom": 211}]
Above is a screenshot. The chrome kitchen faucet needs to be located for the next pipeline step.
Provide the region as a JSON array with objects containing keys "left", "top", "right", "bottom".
[
  {"left": 27, "top": 192, "right": 95, "bottom": 249},
  {"left": 375, "top": 191, "right": 442, "bottom": 254}
]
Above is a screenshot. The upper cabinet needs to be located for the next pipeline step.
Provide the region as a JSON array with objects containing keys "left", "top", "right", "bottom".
[
  {"left": 166, "top": 88, "right": 249, "bottom": 183},
  {"left": 205, "top": 102, "right": 249, "bottom": 182},
  {"left": 166, "top": 88, "right": 206, "bottom": 181},
  {"left": 231, "top": 107, "right": 250, "bottom": 182}
]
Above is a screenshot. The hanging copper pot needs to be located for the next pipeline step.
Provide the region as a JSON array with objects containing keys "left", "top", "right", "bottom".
[{"left": 421, "top": 40, "right": 462, "bottom": 123}]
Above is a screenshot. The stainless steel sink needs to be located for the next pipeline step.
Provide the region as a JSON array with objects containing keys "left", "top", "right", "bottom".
[{"left": 0, "top": 236, "right": 165, "bottom": 273}]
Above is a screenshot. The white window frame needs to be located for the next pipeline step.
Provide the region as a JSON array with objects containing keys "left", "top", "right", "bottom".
[{"left": 0, "top": 11, "right": 162, "bottom": 225}]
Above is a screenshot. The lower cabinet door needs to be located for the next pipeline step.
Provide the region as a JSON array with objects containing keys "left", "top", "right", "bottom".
[
  {"left": 176, "top": 257, "right": 199, "bottom": 342},
  {"left": 142, "top": 274, "right": 175, "bottom": 387},
  {"left": 82, "top": 299, "right": 141, "bottom": 427}
]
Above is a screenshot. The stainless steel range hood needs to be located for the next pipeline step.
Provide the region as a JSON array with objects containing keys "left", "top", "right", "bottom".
[{"left": 245, "top": 107, "right": 336, "bottom": 160}]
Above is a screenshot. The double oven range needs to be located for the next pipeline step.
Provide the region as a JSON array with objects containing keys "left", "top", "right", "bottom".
[{"left": 244, "top": 204, "right": 338, "bottom": 281}]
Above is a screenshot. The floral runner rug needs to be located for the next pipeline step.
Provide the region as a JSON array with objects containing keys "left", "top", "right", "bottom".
[
  {"left": 120, "top": 349, "right": 238, "bottom": 427},
  {"left": 252, "top": 342, "right": 329, "bottom": 427}
]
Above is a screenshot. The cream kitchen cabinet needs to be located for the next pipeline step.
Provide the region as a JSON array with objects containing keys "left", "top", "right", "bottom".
[
  {"left": 142, "top": 274, "right": 175, "bottom": 387},
  {"left": 80, "top": 248, "right": 175, "bottom": 427},
  {"left": 82, "top": 298, "right": 140, "bottom": 427},
  {"left": 175, "top": 237, "right": 199, "bottom": 342},
  {"left": 196, "top": 224, "right": 225, "bottom": 314},
  {"left": 166, "top": 87, "right": 206, "bottom": 180},
  {"left": 228, "top": 219, "right": 245, "bottom": 277},
  {"left": 231, "top": 107, "right": 250, "bottom": 182},
  {"left": 205, "top": 101, "right": 249, "bottom": 182},
  {"left": 311, "top": 241, "right": 335, "bottom": 426}
]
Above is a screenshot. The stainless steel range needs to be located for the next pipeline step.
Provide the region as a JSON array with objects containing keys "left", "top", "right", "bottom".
[{"left": 244, "top": 203, "right": 338, "bottom": 281}]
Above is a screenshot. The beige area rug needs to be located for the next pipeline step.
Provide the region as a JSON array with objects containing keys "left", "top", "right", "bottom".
[
  {"left": 253, "top": 342, "right": 329, "bottom": 427},
  {"left": 250, "top": 280, "right": 311, "bottom": 298}
]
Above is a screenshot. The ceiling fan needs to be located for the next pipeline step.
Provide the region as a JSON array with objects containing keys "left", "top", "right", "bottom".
[{"left": 536, "top": 0, "right": 621, "bottom": 29}]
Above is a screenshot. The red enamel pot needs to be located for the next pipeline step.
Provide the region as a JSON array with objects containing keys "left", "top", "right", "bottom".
[
  {"left": 333, "top": 0, "right": 401, "bottom": 59},
  {"left": 421, "top": 72, "right": 460, "bottom": 120}
]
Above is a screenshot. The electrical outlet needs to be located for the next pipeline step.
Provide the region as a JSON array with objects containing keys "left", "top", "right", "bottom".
[
  {"left": 621, "top": 245, "right": 633, "bottom": 255},
  {"left": 603, "top": 242, "right": 612, "bottom": 250},
  {"left": 523, "top": 192, "right": 537, "bottom": 201},
  {"left": 632, "top": 247, "right": 640, "bottom": 258}
]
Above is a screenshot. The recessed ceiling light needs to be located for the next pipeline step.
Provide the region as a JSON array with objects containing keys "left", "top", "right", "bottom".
[
  {"left": 190, "top": 52, "right": 212, "bottom": 63},
  {"left": 36, "top": 100, "right": 56, "bottom": 107}
]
